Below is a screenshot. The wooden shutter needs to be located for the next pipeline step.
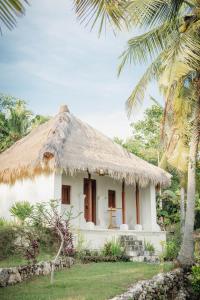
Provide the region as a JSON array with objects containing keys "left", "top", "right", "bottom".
[
  {"left": 108, "top": 190, "right": 116, "bottom": 208},
  {"left": 62, "top": 185, "right": 71, "bottom": 204}
]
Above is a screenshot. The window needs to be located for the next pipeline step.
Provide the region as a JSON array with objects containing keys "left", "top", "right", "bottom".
[
  {"left": 62, "top": 185, "right": 71, "bottom": 204},
  {"left": 108, "top": 190, "right": 116, "bottom": 208}
]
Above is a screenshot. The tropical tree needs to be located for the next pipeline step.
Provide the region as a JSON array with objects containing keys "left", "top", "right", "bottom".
[
  {"left": 0, "top": 0, "right": 28, "bottom": 32},
  {"left": 0, "top": 96, "right": 31, "bottom": 151},
  {"left": 114, "top": 103, "right": 163, "bottom": 165},
  {"left": 76, "top": 0, "right": 200, "bottom": 266},
  {"left": 0, "top": 94, "right": 49, "bottom": 152},
  {"left": 116, "top": 2, "right": 200, "bottom": 266}
]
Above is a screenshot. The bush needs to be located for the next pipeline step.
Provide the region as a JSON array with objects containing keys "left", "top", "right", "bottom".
[
  {"left": 16, "top": 227, "right": 40, "bottom": 264},
  {"left": 162, "top": 224, "right": 181, "bottom": 261},
  {"left": 163, "top": 240, "right": 179, "bottom": 261},
  {"left": 102, "top": 239, "right": 124, "bottom": 257},
  {"left": 10, "top": 201, "right": 33, "bottom": 224},
  {"left": 0, "top": 226, "right": 19, "bottom": 259},
  {"left": 81, "top": 255, "right": 130, "bottom": 263},
  {"left": 191, "top": 265, "right": 200, "bottom": 294}
]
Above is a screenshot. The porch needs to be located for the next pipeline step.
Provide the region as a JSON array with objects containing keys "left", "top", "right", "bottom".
[{"left": 59, "top": 171, "right": 161, "bottom": 233}]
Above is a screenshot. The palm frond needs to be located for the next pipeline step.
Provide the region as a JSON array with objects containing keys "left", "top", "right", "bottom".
[
  {"left": 125, "top": 52, "right": 164, "bottom": 117},
  {"left": 118, "top": 21, "right": 177, "bottom": 74},
  {"left": 127, "top": 0, "right": 187, "bottom": 28},
  {"left": 179, "top": 20, "right": 200, "bottom": 70},
  {"left": 73, "top": 0, "right": 128, "bottom": 34},
  {"left": 0, "top": 0, "right": 28, "bottom": 32}
]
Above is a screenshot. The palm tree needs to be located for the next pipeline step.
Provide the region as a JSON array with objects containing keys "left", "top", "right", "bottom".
[
  {"left": 0, "top": 99, "right": 32, "bottom": 152},
  {"left": 0, "top": 0, "right": 28, "bottom": 32},
  {"left": 75, "top": 0, "right": 199, "bottom": 266},
  {"left": 116, "top": 2, "right": 200, "bottom": 266}
]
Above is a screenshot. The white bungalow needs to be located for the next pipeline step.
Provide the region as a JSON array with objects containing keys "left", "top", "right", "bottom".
[{"left": 0, "top": 105, "right": 171, "bottom": 253}]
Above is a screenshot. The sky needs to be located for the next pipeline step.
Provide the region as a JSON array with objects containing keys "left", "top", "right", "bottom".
[{"left": 0, "top": 0, "right": 162, "bottom": 139}]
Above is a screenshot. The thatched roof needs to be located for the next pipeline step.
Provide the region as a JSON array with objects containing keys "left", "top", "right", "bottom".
[{"left": 0, "top": 105, "right": 171, "bottom": 187}]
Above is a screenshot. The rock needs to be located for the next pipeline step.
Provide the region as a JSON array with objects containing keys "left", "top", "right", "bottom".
[
  {"left": 0, "top": 256, "right": 75, "bottom": 288},
  {"left": 0, "top": 268, "right": 10, "bottom": 287},
  {"left": 109, "top": 268, "right": 188, "bottom": 300},
  {"left": 42, "top": 262, "right": 51, "bottom": 275},
  {"left": 7, "top": 268, "right": 21, "bottom": 285}
]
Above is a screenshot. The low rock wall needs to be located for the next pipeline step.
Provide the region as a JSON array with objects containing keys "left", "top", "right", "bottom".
[
  {"left": 110, "top": 268, "right": 190, "bottom": 300},
  {"left": 0, "top": 256, "right": 74, "bottom": 287}
]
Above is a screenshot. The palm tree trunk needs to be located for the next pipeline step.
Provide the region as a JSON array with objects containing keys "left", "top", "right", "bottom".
[
  {"left": 178, "top": 85, "right": 200, "bottom": 266},
  {"left": 180, "top": 185, "right": 185, "bottom": 235}
]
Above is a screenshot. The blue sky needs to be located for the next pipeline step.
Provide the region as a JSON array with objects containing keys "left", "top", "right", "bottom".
[{"left": 0, "top": 0, "right": 162, "bottom": 138}]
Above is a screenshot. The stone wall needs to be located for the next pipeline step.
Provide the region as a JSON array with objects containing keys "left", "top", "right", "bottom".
[
  {"left": 110, "top": 268, "right": 190, "bottom": 300},
  {"left": 0, "top": 256, "right": 74, "bottom": 287}
]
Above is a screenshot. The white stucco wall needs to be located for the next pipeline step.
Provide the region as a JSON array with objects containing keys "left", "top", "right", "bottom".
[
  {"left": 0, "top": 173, "right": 55, "bottom": 220},
  {"left": 0, "top": 171, "right": 165, "bottom": 251},
  {"left": 75, "top": 229, "right": 166, "bottom": 253},
  {"left": 0, "top": 171, "right": 160, "bottom": 232}
]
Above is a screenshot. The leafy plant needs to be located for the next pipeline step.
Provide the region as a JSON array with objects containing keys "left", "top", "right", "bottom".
[
  {"left": 16, "top": 227, "right": 40, "bottom": 265},
  {"left": 144, "top": 241, "right": 155, "bottom": 254},
  {"left": 191, "top": 265, "right": 200, "bottom": 294},
  {"left": 0, "top": 226, "right": 18, "bottom": 259},
  {"left": 10, "top": 201, "right": 33, "bottom": 224},
  {"left": 102, "top": 239, "right": 124, "bottom": 257},
  {"left": 30, "top": 200, "right": 76, "bottom": 284}
]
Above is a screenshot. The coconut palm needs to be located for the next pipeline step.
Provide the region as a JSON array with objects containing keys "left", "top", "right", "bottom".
[
  {"left": 0, "top": 0, "right": 28, "bottom": 32},
  {"left": 76, "top": 0, "right": 200, "bottom": 266},
  {"left": 0, "top": 99, "right": 32, "bottom": 152},
  {"left": 116, "top": 1, "right": 200, "bottom": 266}
]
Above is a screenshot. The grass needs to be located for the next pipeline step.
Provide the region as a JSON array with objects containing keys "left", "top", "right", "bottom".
[
  {"left": 0, "top": 251, "right": 55, "bottom": 268},
  {"left": 0, "top": 262, "right": 173, "bottom": 300}
]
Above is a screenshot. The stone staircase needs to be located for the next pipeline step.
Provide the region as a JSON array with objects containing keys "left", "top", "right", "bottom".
[{"left": 119, "top": 235, "right": 159, "bottom": 263}]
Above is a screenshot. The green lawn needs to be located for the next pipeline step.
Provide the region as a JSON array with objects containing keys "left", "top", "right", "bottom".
[
  {"left": 0, "top": 262, "right": 173, "bottom": 300},
  {"left": 0, "top": 252, "right": 54, "bottom": 268}
]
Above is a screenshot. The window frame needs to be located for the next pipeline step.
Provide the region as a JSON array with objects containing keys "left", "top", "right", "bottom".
[
  {"left": 61, "top": 185, "right": 71, "bottom": 205},
  {"left": 108, "top": 190, "right": 116, "bottom": 208}
]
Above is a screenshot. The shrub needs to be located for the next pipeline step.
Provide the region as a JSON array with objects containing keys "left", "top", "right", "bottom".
[
  {"left": 162, "top": 224, "right": 181, "bottom": 261},
  {"left": 102, "top": 239, "right": 124, "bottom": 257},
  {"left": 0, "top": 226, "right": 19, "bottom": 259},
  {"left": 81, "top": 255, "right": 130, "bottom": 263},
  {"left": 10, "top": 201, "right": 33, "bottom": 224},
  {"left": 163, "top": 240, "right": 179, "bottom": 261},
  {"left": 191, "top": 265, "right": 200, "bottom": 294},
  {"left": 16, "top": 227, "right": 40, "bottom": 264},
  {"left": 144, "top": 241, "right": 155, "bottom": 254}
]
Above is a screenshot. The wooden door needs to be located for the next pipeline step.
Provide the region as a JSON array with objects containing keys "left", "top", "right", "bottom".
[{"left": 84, "top": 178, "right": 96, "bottom": 224}]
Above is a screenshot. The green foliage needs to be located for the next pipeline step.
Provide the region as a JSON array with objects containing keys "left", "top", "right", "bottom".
[
  {"left": 31, "top": 114, "right": 50, "bottom": 129},
  {"left": 144, "top": 241, "right": 155, "bottom": 254},
  {"left": 102, "top": 239, "right": 124, "bottom": 257},
  {"left": 162, "top": 225, "right": 182, "bottom": 261},
  {"left": 16, "top": 227, "right": 40, "bottom": 264},
  {"left": 0, "top": 226, "right": 18, "bottom": 259},
  {"left": 157, "top": 189, "right": 180, "bottom": 229},
  {"left": 10, "top": 201, "right": 33, "bottom": 224},
  {"left": 191, "top": 265, "right": 200, "bottom": 294},
  {"left": 0, "top": 94, "right": 49, "bottom": 152},
  {"left": 114, "top": 104, "right": 163, "bottom": 165},
  {"left": 81, "top": 255, "right": 130, "bottom": 263}
]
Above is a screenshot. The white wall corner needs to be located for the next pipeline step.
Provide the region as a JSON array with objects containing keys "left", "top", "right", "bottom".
[{"left": 150, "top": 184, "right": 160, "bottom": 231}]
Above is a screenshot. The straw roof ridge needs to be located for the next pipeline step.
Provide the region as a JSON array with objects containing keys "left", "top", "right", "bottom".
[{"left": 0, "top": 107, "right": 171, "bottom": 187}]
